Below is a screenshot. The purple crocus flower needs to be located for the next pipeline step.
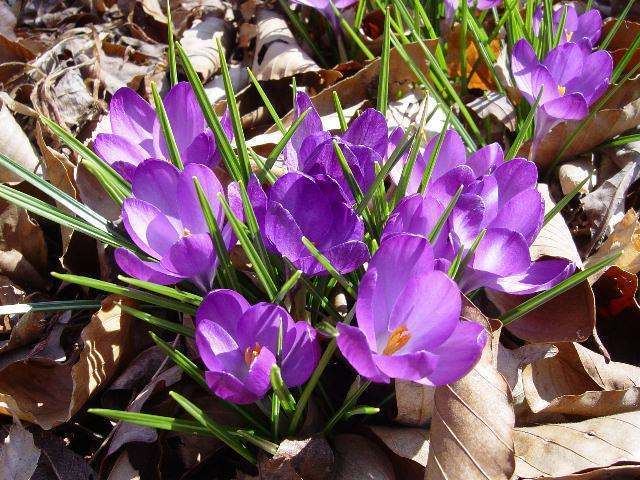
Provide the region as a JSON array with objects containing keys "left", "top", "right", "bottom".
[
  {"left": 336, "top": 234, "right": 487, "bottom": 385},
  {"left": 533, "top": 3, "right": 602, "bottom": 50},
  {"left": 195, "top": 289, "right": 320, "bottom": 404},
  {"left": 511, "top": 38, "right": 612, "bottom": 155},
  {"left": 249, "top": 172, "right": 369, "bottom": 276},
  {"left": 93, "top": 82, "right": 231, "bottom": 181},
  {"left": 114, "top": 160, "right": 240, "bottom": 291},
  {"left": 444, "top": 0, "right": 502, "bottom": 23},
  {"left": 289, "top": 0, "right": 357, "bottom": 32},
  {"left": 284, "top": 92, "right": 391, "bottom": 204},
  {"left": 383, "top": 129, "right": 575, "bottom": 295}
]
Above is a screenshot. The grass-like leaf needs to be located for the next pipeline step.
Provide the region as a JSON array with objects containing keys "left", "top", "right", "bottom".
[
  {"left": 121, "top": 305, "right": 194, "bottom": 336},
  {"left": 301, "top": 237, "right": 356, "bottom": 297},
  {"left": 166, "top": 0, "right": 178, "bottom": 86},
  {"left": 377, "top": 10, "right": 391, "bottom": 114},
  {"left": 247, "top": 68, "right": 284, "bottom": 133},
  {"left": 88, "top": 408, "right": 212, "bottom": 436},
  {"left": 543, "top": 177, "right": 589, "bottom": 226},
  {"left": 149, "top": 331, "right": 206, "bottom": 386},
  {"left": 0, "top": 300, "right": 101, "bottom": 316},
  {"left": 264, "top": 108, "right": 311, "bottom": 172},
  {"left": 117, "top": 276, "right": 202, "bottom": 305},
  {"left": 151, "top": 82, "right": 183, "bottom": 169},
  {"left": 428, "top": 185, "right": 464, "bottom": 243}
]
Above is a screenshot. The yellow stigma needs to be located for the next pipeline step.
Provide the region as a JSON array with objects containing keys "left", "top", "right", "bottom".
[
  {"left": 565, "top": 30, "right": 573, "bottom": 42},
  {"left": 557, "top": 85, "right": 566, "bottom": 96},
  {"left": 181, "top": 227, "right": 191, "bottom": 237},
  {"left": 244, "top": 342, "right": 262, "bottom": 366},
  {"left": 383, "top": 325, "right": 411, "bottom": 356}
]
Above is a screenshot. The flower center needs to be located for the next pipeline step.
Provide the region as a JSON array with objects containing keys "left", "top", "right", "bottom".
[
  {"left": 557, "top": 85, "right": 566, "bottom": 96},
  {"left": 383, "top": 325, "right": 411, "bottom": 356},
  {"left": 181, "top": 227, "right": 191, "bottom": 237},
  {"left": 565, "top": 30, "right": 573, "bottom": 42},
  {"left": 244, "top": 342, "right": 262, "bottom": 366}
]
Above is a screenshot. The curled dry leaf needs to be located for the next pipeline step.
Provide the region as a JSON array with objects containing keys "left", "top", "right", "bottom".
[
  {"left": 526, "top": 463, "right": 640, "bottom": 480},
  {"left": 558, "top": 157, "right": 596, "bottom": 196},
  {"left": 513, "top": 411, "right": 640, "bottom": 478},
  {"left": 369, "top": 426, "right": 429, "bottom": 479},
  {"left": 0, "top": 296, "right": 135, "bottom": 429},
  {"left": 488, "top": 185, "right": 595, "bottom": 343},
  {"left": 0, "top": 103, "right": 40, "bottom": 184},
  {"left": 467, "top": 91, "right": 517, "bottom": 131},
  {"left": 333, "top": 434, "right": 396, "bottom": 480},
  {"left": 517, "top": 342, "right": 640, "bottom": 425},
  {"left": 525, "top": 76, "right": 640, "bottom": 169},
  {"left": 252, "top": 8, "right": 318, "bottom": 81},
  {"left": 180, "top": 13, "right": 226, "bottom": 83},
  {"left": 425, "top": 304, "right": 514, "bottom": 480},
  {"left": 0, "top": 421, "right": 40, "bottom": 480},
  {"left": 258, "top": 436, "right": 334, "bottom": 480},
  {"left": 586, "top": 209, "right": 640, "bottom": 279}
]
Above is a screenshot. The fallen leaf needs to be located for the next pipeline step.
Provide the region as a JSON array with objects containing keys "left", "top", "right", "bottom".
[
  {"left": 259, "top": 436, "right": 334, "bottom": 480},
  {"left": 467, "top": 91, "right": 517, "bottom": 131},
  {"left": 0, "top": 2, "right": 17, "bottom": 40},
  {"left": 252, "top": 8, "right": 319, "bottom": 81},
  {"left": 0, "top": 102, "right": 40, "bottom": 184},
  {"left": 558, "top": 157, "right": 596, "bottom": 196},
  {"left": 180, "top": 13, "right": 226, "bottom": 83},
  {"left": 425, "top": 315, "right": 514, "bottom": 479},
  {"left": 602, "top": 19, "right": 640, "bottom": 76},
  {"left": 333, "top": 434, "right": 396, "bottom": 480},
  {"left": 523, "top": 463, "right": 640, "bottom": 479},
  {"left": 513, "top": 411, "right": 640, "bottom": 478},
  {"left": 586, "top": 209, "right": 640, "bottom": 279},
  {"left": 0, "top": 421, "right": 40, "bottom": 480},
  {"left": 74, "top": 163, "right": 121, "bottom": 222},
  {"left": 394, "top": 380, "right": 434, "bottom": 427},
  {"left": 517, "top": 342, "right": 640, "bottom": 425},
  {"left": 0, "top": 296, "right": 135, "bottom": 429},
  {"left": 369, "top": 426, "right": 429, "bottom": 479},
  {"left": 447, "top": 24, "right": 501, "bottom": 91},
  {"left": 386, "top": 92, "right": 447, "bottom": 138}
]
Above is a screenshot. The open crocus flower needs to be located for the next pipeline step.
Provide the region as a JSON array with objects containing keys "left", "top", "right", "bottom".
[
  {"left": 511, "top": 38, "right": 612, "bottom": 154},
  {"left": 284, "top": 92, "right": 392, "bottom": 203},
  {"left": 249, "top": 172, "right": 369, "bottom": 276},
  {"left": 533, "top": 3, "right": 602, "bottom": 50},
  {"left": 93, "top": 82, "right": 231, "bottom": 181},
  {"left": 383, "top": 129, "right": 576, "bottom": 295},
  {"left": 336, "top": 234, "right": 487, "bottom": 385},
  {"left": 114, "top": 160, "right": 240, "bottom": 291},
  {"left": 195, "top": 289, "right": 320, "bottom": 404}
]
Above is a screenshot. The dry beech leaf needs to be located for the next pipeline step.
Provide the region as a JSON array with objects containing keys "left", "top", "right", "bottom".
[
  {"left": 586, "top": 209, "right": 640, "bottom": 279},
  {"left": 581, "top": 160, "right": 640, "bottom": 248},
  {"left": 526, "top": 463, "right": 640, "bottom": 479},
  {"left": 524, "top": 76, "right": 640, "bottom": 169},
  {"left": 603, "top": 19, "right": 640, "bottom": 76},
  {"left": 386, "top": 93, "right": 447, "bottom": 138},
  {"left": 252, "top": 8, "right": 318, "bottom": 81},
  {"left": 369, "top": 426, "right": 429, "bottom": 479},
  {"left": 0, "top": 103, "right": 40, "bottom": 184},
  {"left": 558, "top": 157, "right": 596, "bottom": 196},
  {"left": 467, "top": 91, "right": 517, "bottom": 131},
  {"left": 517, "top": 342, "right": 640, "bottom": 425},
  {"left": 0, "top": 296, "right": 134, "bottom": 429},
  {"left": 96, "top": 41, "right": 156, "bottom": 94},
  {"left": 513, "top": 411, "right": 640, "bottom": 478},
  {"left": 180, "top": 13, "right": 226, "bottom": 83},
  {"left": 258, "top": 436, "right": 334, "bottom": 480},
  {"left": 0, "top": 2, "right": 17, "bottom": 40},
  {"left": 75, "top": 163, "right": 121, "bottom": 222},
  {"left": 51, "top": 69, "right": 96, "bottom": 127},
  {"left": 394, "top": 380, "right": 435, "bottom": 427},
  {"left": 0, "top": 421, "right": 40, "bottom": 480},
  {"left": 425, "top": 304, "right": 514, "bottom": 480},
  {"left": 333, "top": 434, "right": 396, "bottom": 480}
]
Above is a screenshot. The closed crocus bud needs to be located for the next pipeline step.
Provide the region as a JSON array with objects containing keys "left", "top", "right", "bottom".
[
  {"left": 195, "top": 289, "right": 320, "bottom": 404},
  {"left": 336, "top": 234, "right": 487, "bottom": 385},
  {"left": 114, "top": 160, "right": 240, "bottom": 292},
  {"left": 93, "top": 82, "right": 231, "bottom": 181}
]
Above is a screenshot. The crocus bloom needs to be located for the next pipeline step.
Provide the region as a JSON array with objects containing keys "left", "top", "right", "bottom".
[
  {"left": 511, "top": 38, "right": 612, "bottom": 154},
  {"left": 444, "top": 0, "right": 502, "bottom": 23},
  {"left": 383, "top": 129, "right": 575, "bottom": 294},
  {"left": 114, "top": 160, "right": 240, "bottom": 291},
  {"left": 289, "top": 0, "right": 357, "bottom": 32},
  {"left": 336, "top": 234, "right": 487, "bottom": 385},
  {"left": 284, "top": 92, "right": 392, "bottom": 204},
  {"left": 93, "top": 82, "right": 230, "bottom": 181},
  {"left": 195, "top": 289, "right": 320, "bottom": 404},
  {"left": 533, "top": 3, "right": 602, "bottom": 50},
  {"left": 249, "top": 172, "right": 369, "bottom": 276}
]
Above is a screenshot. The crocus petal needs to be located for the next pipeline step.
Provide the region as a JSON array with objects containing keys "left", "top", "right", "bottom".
[
  {"left": 382, "top": 194, "right": 444, "bottom": 242},
  {"left": 291, "top": 92, "right": 323, "bottom": 152},
  {"left": 565, "top": 50, "right": 613, "bottom": 105},
  {"left": 574, "top": 9, "right": 602, "bottom": 46},
  {"left": 336, "top": 324, "right": 389, "bottom": 383},
  {"left": 511, "top": 39, "right": 545, "bottom": 103},
  {"left": 156, "top": 82, "right": 206, "bottom": 155},
  {"left": 265, "top": 201, "right": 307, "bottom": 262},
  {"left": 466, "top": 142, "right": 504, "bottom": 178},
  {"left": 131, "top": 160, "right": 180, "bottom": 222},
  {"left": 177, "top": 163, "right": 225, "bottom": 234},
  {"left": 114, "top": 248, "right": 183, "bottom": 285},
  {"left": 244, "top": 347, "right": 277, "bottom": 396},
  {"left": 373, "top": 351, "right": 437, "bottom": 383},
  {"left": 205, "top": 370, "right": 264, "bottom": 404},
  {"left": 182, "top": 130, "right": 216, "bottom": 167},
  {"left": 540, "top": 92, "right": 589, "bottom": 121},
  {"left": 493, "top": 258, "right": 576, "bottom": 294},
  {"left": 236, "top": 303, "right": 287, "bottom": 353},
  {"left": 490, "top": 188, "right": 544, "bottom": 242},
  {"left": 197, "top": 289, "right": 250, "bottom": 332},
  {"left": 420, "top": 321, "right": 487, "bottom": 386},
  {"left": 122, "top": 198, "right": 179, "bottom": 257},
  {"left": 542, "top": 42, "right": 585, "bottom": 86},
  {"left": 281, "top": 322, "right": 320, "bottom": 387},
  {"left": 195, "top": 318, "right": 240, "bottom": 371},
  {"left": 341, "top": 108, "right": 388, "bottom": 157},
  {"left": 109, "top": 88, "right": 155, "bottom": 149},
  {"left": 93, "top": 134, "right": 148, "bottom": 178},
  {"left": 493, "top": 158, "right": 538, "bottom": 207},
  {"left": 161, "top": 233, "right": 217, "bottom": 290},
  {"left": 423, "top": 130, "right": 467, "bottom": 182},
  {"left": 295, "top": 240, "right": 369, "bottom": 276}
]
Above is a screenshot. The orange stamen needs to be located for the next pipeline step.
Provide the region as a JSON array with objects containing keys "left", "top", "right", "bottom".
[
  {"left": 557, "top": 85, "right": 566, "bottom": 96},
  {"left": 244, "top": 342, "right": 262, "bottom": 366},
  {"left": 382, "top": 325, "right": 411, "bottom": 355}
]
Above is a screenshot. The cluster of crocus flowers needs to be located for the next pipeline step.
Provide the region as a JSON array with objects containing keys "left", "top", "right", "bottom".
[
  {"left": 511, "top": 37, "right": 613, "bottom": 154},
  {"left": 93, "top": 82, "right": 230, "bottom": 181},
  {"left": 533, "top": 2, "right": 603, "bottom": 50},
  {"left": 195, "top": 290, "right": 320, "bottom": 404}
]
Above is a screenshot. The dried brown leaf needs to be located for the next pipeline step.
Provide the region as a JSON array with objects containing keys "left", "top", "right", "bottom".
[
  {"left": 333, "top": 434, "right": 396, "bottom": 480},
  {"left": 0, "top": 103, "right": 40, "bottom": 184},
  {"left": 258, "top": 436, "right": 334, "bottom": 480},
  {"left": 513, "top": 411, "right": 640, "bottom": 478},
  {"left": 180, "top": 13, "right": 226, "bottom": 83},
  {"left": 587, "top": 209, "right": 640, "bottom": 279},
  {"left": 394, "top": 380, "right": 435, "bottom": 427},
  {"left": 0, "top": 421, "right": 40, "bottom": 480},
  {"left": 369, "top": 426, "right": 429, "bottom": 478},
  {"left": 468, "top": 91, "right": 517, "bottom": 131}
]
